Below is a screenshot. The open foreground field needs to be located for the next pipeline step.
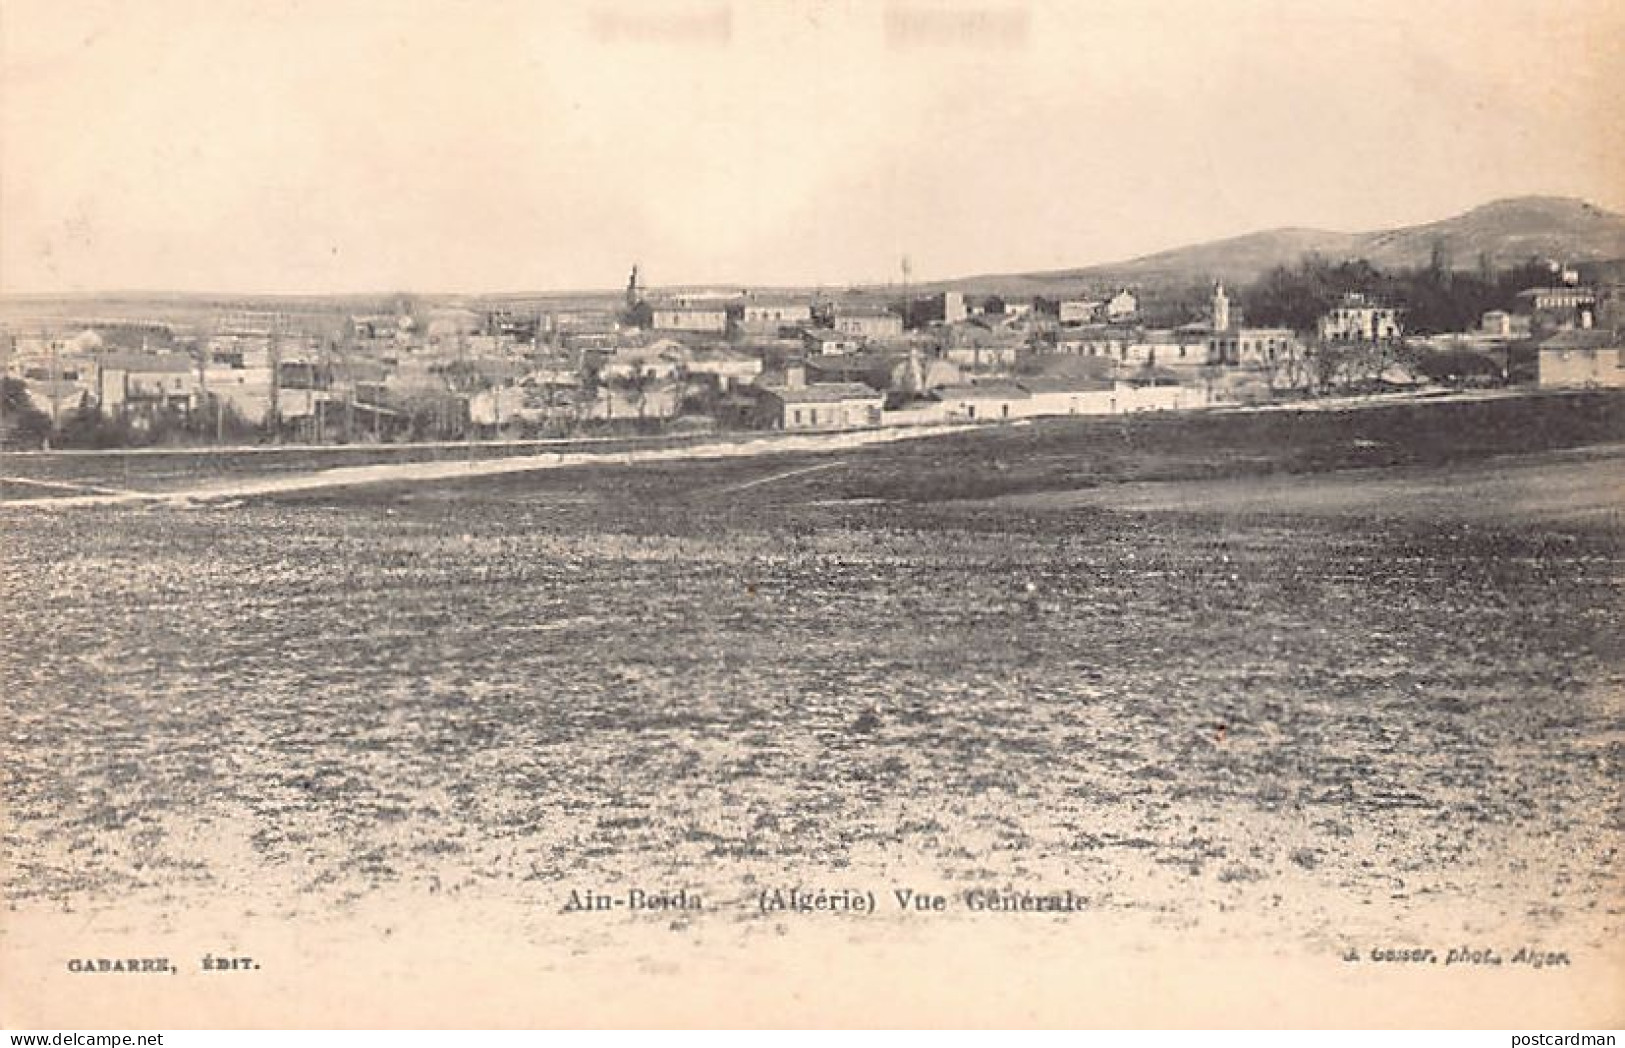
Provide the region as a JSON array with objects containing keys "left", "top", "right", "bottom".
[{"left": 2, "top": 392, "right": 1622, "bottom": 1026}]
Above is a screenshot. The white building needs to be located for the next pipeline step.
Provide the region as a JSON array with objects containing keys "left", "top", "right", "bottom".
[
  {"left": 1105, "top": 289, "right": 1139, "bottom": 322},
  {"left": 651, "top": 306, "right": 728, "bottom": 334},
  {"left": 738, "top": 298, "right": 812, "bottom": 333},
  {"left": 1538, "top": 330, "right": 1624, "bottom": 388},
  {"left": 1059, "top": 300, "right": 1101, "bottom": 325},
  {"left": 1124, "top": 331, "right": 1206, "bottom": 367},
  {"left": 1318, "top": 294, "right": 1402, "bottom": 342},
  {"left": 834, "top": 307, "right": 903, "bottom": 339},
  {"left": 1517, "top": 286, "right": 1597, "bottom": 313},
  {"left": 1208, "top": 328, "right": 1299, "bottom": 367},
  {"left": 97, "top": 353, "right": 200, "bottom": 414},
  {"left": 803, "top": 329, "right": 863, "bottom": 356},
  {"left": 686, "top": 348, "right": 763, "bottom": 389},
  {"left": 469, "top": 385, "right": 529, "bottom": 426},
  {"left": 934, "top": 382, "right": 1031, "bottom": 422},
  {"left": 1480, "top": 310, "right": 1531, "bottom": 337},
  {"left": 762, "top": 375, "right": 883, "bottom": 431}
]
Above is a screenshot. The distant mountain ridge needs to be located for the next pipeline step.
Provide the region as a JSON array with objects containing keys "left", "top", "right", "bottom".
[{"left": 920, "top": 197, "right": 1625, "bottom": 299}]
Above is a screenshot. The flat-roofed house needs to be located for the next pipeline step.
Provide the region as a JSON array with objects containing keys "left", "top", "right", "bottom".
[
  {"left": 1480, "top": 310, "right": 1531, "bottom": 338},
  {"left": 805, "top": 351, "right": 894, "bottom": 390},
  {"left": 1059, "top": 299, "right": 1102, "bottom": 325},
  {"left": 1517, "top": 286, "right": 1598, "bottom": 313},
  {"left": 553, "top": 309, "right": 620, "bottom": 333},
  {"left": 934, "top": 381, "right": 1031, "bottom": 422},
  {"left": 1123, "top": 330, "right": 1205, "bottom": 367},
  {"left": 803, "top": 328, "right": 863, "bottom": 356},
  {"left": 944, "top": 320, "right": 1026, "bottom": 367},
  {"left": 597, "top": 339, "right": 689, "bottom": 381},
  {"left": 1055, "top": 327, "right": 1131, "bottom": 360},
  {"left": 652, "top": 305, "right": 729, "bottom": 334},
  {"left": 761, "top": 380, "right": 884, "bottom": 431},
  {"left": 1538, "top": 330, "right": 1624, "bottom": 388},
  {"left": 1207, "top": 328, "right": 1300, "bottom": 367},
  {"left": 1016, "top": 376, "right": 1116, "bottom": 416},
  {"left": 737, "top": 298, "right": 813, "bottom": 335},
  {"left": 686, "top": 347, "right": 764, "bottom": 389},
  {"left": 834, "top": 306, "right": 904, "bottom": 339},
  {"left": 1517, "top": 286, "right": 1600, "bottom": 332}
]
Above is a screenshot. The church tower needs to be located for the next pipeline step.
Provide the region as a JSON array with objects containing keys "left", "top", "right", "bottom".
[{"left": 1212, "top": 282, "right": 1231, "bottom": 333}]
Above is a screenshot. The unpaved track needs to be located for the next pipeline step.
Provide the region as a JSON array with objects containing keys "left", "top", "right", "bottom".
[{"left": 0, "top": 424, "right": 969, "bottom": 509}]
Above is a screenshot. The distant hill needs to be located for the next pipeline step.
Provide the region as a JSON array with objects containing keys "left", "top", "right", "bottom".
[
  {"left": 8, "top": 197, "right": 1624, "bottom": 315},
  {"left": 917, "top": 196, "right": 1625, "bottom": 300}
]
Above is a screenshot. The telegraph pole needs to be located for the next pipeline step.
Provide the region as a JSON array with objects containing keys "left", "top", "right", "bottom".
[
  {"left": 193, "top": 336, "right": 209, "bottom": 440},
  {"left": 901, "top": 255, "right": 911, "bottom": 329},
  {"left": 49, "top": 338, "right": 63, "bottom": 428},
  {"left": 314, "top": 337, "right": 327, "bottom": 444},
  {"left": 462, "top": 332, "right": 475, "bottom": 463},
  {"left": 268, "top": 315, "right": 282, "bottom": 442},
  {"left": 344, "top": 344, "right": 356, "bottom": 443}
]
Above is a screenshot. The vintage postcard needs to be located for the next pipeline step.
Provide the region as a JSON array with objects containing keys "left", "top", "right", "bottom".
[{"left": 1, "top": 0, "right": 1622, "bottom": 1030}]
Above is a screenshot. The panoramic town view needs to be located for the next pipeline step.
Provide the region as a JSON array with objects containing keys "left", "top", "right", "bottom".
[
  {"left": 2, "top": 205, "right": 1624, "bottom": 454},
  {"left": 2, "top": 0, "right": 1622, "bottom": 1031}
]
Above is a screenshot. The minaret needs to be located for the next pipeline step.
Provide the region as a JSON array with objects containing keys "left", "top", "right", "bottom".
[
  {"left": 625, "top": 264, "right": 641, "bottom": 311},
  {"left": 1212, "top": 282, "right": 1231, "bottom": 333}
]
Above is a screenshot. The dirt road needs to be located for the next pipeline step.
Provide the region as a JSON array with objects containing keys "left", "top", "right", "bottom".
[{"left": 0, "top": 423, "right": 970, "bottom": 509}]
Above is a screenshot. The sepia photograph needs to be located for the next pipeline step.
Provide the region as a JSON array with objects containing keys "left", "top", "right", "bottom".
[{"left": 1, "top": 0, "right": 1622, "bottom": 1031}]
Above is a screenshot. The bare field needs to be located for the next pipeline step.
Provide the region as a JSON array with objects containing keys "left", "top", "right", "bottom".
[
  {"left": 2, "top": 395, "right": 1623, "bottom": 1025},
  {"left": 983, "top": 444, "right": 1625, "bottom": 526}
]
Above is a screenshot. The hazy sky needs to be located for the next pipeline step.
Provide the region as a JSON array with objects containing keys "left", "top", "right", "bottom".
[{"left": 3, "top": 0, "right": 1622, "bottom": 294}]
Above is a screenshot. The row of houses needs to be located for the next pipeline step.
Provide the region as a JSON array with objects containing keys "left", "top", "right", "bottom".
[
  {"left": 759, "top": 366, "right": 1209, "bottom": 432},
  {"left": 649, "top": 300, "right": 906, "bottom": 340}
]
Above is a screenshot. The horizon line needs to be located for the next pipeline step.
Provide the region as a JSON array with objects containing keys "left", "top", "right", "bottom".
[{"left": 1, "top": 193, "right": 1617, "bottom": 303}]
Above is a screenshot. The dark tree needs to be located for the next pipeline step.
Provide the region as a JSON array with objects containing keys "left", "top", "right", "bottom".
[
  {"left": 621, "top": 299, "right": 653, "bottom": 330},
  {"left": 0, "top": 377, "right": 53, "bottom": 449},
  {"left": 1242, "top": 255, "right": 1561, "bottom": 337},
  {"left": 1415, "top": 348, "right": 1504, "bottom": 385}
]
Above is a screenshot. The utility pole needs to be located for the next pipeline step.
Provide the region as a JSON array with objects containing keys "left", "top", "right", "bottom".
[
  {"left": 901, "top": 255, "right": 911, "bottom": 330},
  {"left": 344, "top": 346, "right": 356, "bottom": 443},
  {"left": 462, "top": 333, "right": 475, "bottom": 463},
  {"left": 194, "top": 336, "right": 209, "bottom": 440},
  {"left": 268, "top": 314, "right": 283, "bottom": 442},
  {"left": 314, "top": 337, "right": 327, "bottom": 445},
  {"left": 48, "top": 338, "right": 62, "bottom": 428}
]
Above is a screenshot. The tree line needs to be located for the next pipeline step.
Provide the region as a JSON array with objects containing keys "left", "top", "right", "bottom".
[{"left": 1240, "top": 255, "right": 1557, "bottom": 334}]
